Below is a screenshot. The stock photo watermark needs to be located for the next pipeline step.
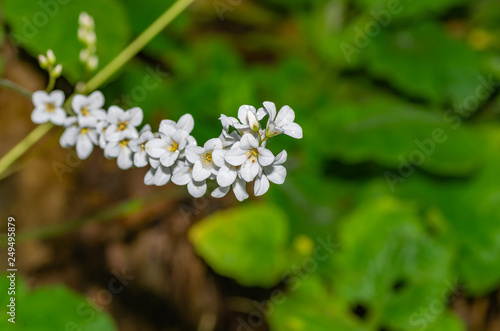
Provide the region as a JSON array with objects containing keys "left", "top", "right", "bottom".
[
  {"left": 65, "top": 268, "right": 135, "bottom": 330},
  {"left": 385, "top": 74, "right": 499, "bottom": 192},
  {"left": 236, "top": 236, "right": 339, "bottom": 331},
  {"left": 213, "top": 0, "right": 243, "bottom": 21},
  {"left": 340, "top": 0, "right": 405, "bottom": 63},
  {"left": 10, "top": 0, "right": 71, "bottom": 45},
  {"left": 409, "top": 278, "right": 466, "bottom": 330}
]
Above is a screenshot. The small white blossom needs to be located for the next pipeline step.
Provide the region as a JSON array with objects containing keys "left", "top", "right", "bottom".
[
  {"left": 185, "top": 138, "right": 222, "bottom": 182},
  {"left": 105, "top": 106, "right": 143, "bottom": 142},
  {"left": 211, "top": 177, "right": 249, "bottom": 202},
  {"left": 31, "top": 90, "right": 66, "bottom": 125},
  {"left": 129, "top": 125, "right": 154, "bottom": 168},
  {"left": 172, "top": 161, "right": 207, "bottom": 198},
  {"left": 225, "top": 133, "right": 274, "bottom": 182},
  {"left": 104, "top": 131, "right": 136, "bottom": 170},
  {"left": 220, "top": 106, "right": 266, "bottom": 133},
  {"left": 261, "top": 102, "right": 303, "bottom": 139},
  {"left": 60, "top": 117, "right": 99, "bottom": 159},
  {"left": 145, "top": 114, "right": 194, "bottom": 167},
  {"left": 144, "top": 158, "right": 172, "bottom": 186},
  {"left": 254, "top": 150, "right": 287, "bottom": 196},
  {"left": 72, "top": 91, "right": 106, "bottom": 128}
]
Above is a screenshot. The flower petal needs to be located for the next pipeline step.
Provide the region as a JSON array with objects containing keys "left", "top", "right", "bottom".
[
  {"left": 88, "top": 91, "right": 104, "bottom": 109},
  {"left": 107, "top": 105, "right": 124, "bottom": 124},
  {"left": 240, "top": 133, "right": 259, "bottom": 150},
  {"left": 283, "top": 123, "right": 303, "bottom": 139},
  {"left": 104, "top": 141, "right": 120, "bottom": 158},
  {"left": 31, "top": 107, "right": 50, "bottom": 124},
  {"left": 160, "top": 150, "right": 179, "bottom": 167},
  {"left": 144, "top": 168, "right": 155, "bottom": 185},
  {"left": 32, "top": 91, "right": 49, "bottom": 107},
  {"left": 265, "top": 165, "right": 286, "bottom": 184},
  {"left": 211, "top": 186, "right": 230, "bottom": 199},
  {"left": 254, "top": 175, "right": 270, "bottom": 196},
  {"left": 154, "top": 166, "right": 171, "bottom": 186},
  {"left": 76, "top": 134, "right": 94, "bottom": 159},
  {"left": 274, "top": 150, "right": 288, "bottom": 165},
  {"left": 240, "top": 159, "right": 260, "bottom": 182},
  {"left": 128, "top": 107, "right": 143, "bottom": 126},
  {"left": 71, "top": 94, "right": 87, "bottom": 115},
  {"left": 172, "top": 167, "right": 192, "bottom": 186},
  {"left": 134, "top": 151, "right": 149, "bottom": 168},
  {"left": 263, "top": 101, "right": 276, "bottom": 120},
  {"left": 232, "top": 179, "right": 249, "bottom": 201},
  {"left": 217, "top": 165, "right": 237, "bottom": 187},
  {"left": 50, "top": 107, "right": 67, "bottom": 125},
  {"left": 192, "top": 162, "right": 211, "bottom": 181},
  {"left": 257, "top": 147, "right": 274, "bottom": 167},
  {"left": 211, "top": 149, "right": 226, "bottom": 167},
  {"left": 187, "top": 180, "right": 207, "bottom": 198},
  {"left": 145, "top": 138, "right": 168, "bottom": 158},
  {"left": 60, "top": 126, "right": 79, "bottom": 147},
  {"left": 225, "top": 148, "right": 247, "bottom": 166},
  {"left": 275, "top": 105, "right": 295, "bottom": 127},
  {"left": 50, "top": 90, "right": 65, "bottom": 106},
  {"left": 176, "top": 114, "right": 194, "bottom": 133},
  {"left": 117, "top": 148, "right": 133, "bottom": 170}
]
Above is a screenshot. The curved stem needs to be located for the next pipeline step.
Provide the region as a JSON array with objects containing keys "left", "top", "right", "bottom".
[
  {"left": 0, "top": 0, "right": 194, "bottom": 179},
  {"left": 84, "top": 0, "right": 194, "bottom": 93},
  {"left": 0, "top": 78, "right": 32, "bottom": 98},
  {"left": 0, "top": 122, "right": 54, "bottom": 176}
]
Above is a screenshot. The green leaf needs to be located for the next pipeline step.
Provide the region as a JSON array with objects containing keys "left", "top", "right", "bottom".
[
  {"left": 268, "top": 276, "right": 367, "bottom": 331},
  {"left": 3, "top": 0, "right": 131, "bottom": 82},
  {"left": 363, "top": 23, "right": 483, "bottom": 104},
  {"left": 188, "top": 203, "right": 291, "bottom": 287},
  {"left": 0, "top": 275, "right": 117, "bottom": 331},
  {"left": 334, "top": 197, "right": 457, "bottom": 330}
]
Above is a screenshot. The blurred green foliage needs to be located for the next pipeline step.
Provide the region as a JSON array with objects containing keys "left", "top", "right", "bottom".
[
  {"left": 0, "top": 275, "right": 117, "bottom": 330},
  {"left": 3, "top": 0, "right": 500, "bottom": 329}
]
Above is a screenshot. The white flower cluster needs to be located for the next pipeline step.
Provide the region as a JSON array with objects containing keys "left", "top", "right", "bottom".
[{"left": 31, "top": 91, "right": 302, "bottom": 201}]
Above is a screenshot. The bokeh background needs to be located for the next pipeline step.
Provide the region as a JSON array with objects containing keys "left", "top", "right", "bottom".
[{"left": 1, "top": 0, "right": 500, "bottom": 330}]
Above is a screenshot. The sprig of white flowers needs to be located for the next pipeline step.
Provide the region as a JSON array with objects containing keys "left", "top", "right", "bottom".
[
  {"left": 78, "top": 12, "right": 98, "bottom": 71},
  {"left": 31, "top": 90, "right": 302, "bottom": 201}
]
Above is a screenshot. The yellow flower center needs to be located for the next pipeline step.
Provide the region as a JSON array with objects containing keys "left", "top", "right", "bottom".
[
  {"left": 81, "top": 106, "right": 90, "bottom": 116},
  {"left": 120, "top": 139, "right": 129, "bottom": 148},
  {"left": 45, "top": 102, "right": 55, "bottom": 113},
  {"left": 203, "top": 152, "right": 213, "bottom": 164},
  {"left": 118, "top": 121, "right": 128, "bottom": 131},
  {"left": 168, "top": 141, "right": 179, "bottom": 152},
  {"left": 246, "top": 149, "right": 258, "bottom": 163},
  {"left": 80, "top": 128, "right": 89, "bottom": 135}
]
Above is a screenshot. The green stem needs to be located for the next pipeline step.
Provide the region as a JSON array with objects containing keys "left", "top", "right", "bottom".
[
  {"left": 84, "top": 0, "right": 194, "bottom": 93},
  {"left": 0, "top": 78, "right": 32, "bottom": 98},
  {"left": 0, "top": 0, "right": 194, "bottom": 178},
  {"left": 0, "top": 122, "right": 54, "bottom": 176}
]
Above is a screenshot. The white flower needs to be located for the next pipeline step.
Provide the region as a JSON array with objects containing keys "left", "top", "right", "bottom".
[
  {"left": 212, "top": 147, "right": 238, "bottom": 188},
  {"left": 31, "top": 90, "right": 66, "bottom": 125},
  {"left": 104, "top": 131, "right": 136, "bottom": 170},
  {"left": 59, "top": 116, "right": 98, "bottom": 159},
  {"left": 144, "top": 158, "right": 172, "bottom": 186},
  {"left": 261, "top": 102, "right": 303, "bottom": 139},
  {"left": 224, "top": 133, "right": 274, "bottom": 182},
  {"left": 97, "top": 121, "right": 108, "bottom": 149},
  {"left": 105, "top": 106, "right": 143, "bottom": 142},
  {"left": 145, "top": 114, "right": 194, "bottom": 167},
  {"left": 218, "top": 128, "right": 241, "bottom": 148},
  {"left": 129, "top": 125, "right": 154, "bottom": 168},
  {"left": 211, "top": 177, "right": 249, "bottom": 202},
  {"left": 254, "top": 150, "right": 287, "bottom": 196},
  {"left": 72, "top": 91, "right": 106, "bottom": 128},
  {"left": 220, "top": 106, "right": 266, "bottom": 133},
  {"left": 172, "top": 161, "right": 207, "bottom": 198},
  {"left": 185, "top": 138, "right": 222, "bottom": 182}
]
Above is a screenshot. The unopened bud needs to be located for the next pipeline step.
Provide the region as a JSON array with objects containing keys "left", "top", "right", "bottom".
[
  {"left": 38, "top": 54, "right": 48, "bottom": 69},
  {"left": 51, "top": 64, "right": 63, "bottom": 77},
  {"left": 247, "top": 111, "right": 260, "bottom": 132},
  {"left": 46, "top": 49, "right": 56, "bottom": 65},
  {"left": 87, "top": 55, "right": 99, "bottom": 71}
]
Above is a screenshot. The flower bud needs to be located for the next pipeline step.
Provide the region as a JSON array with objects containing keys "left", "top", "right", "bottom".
[
  {"left": 46, "top": 49, "right": 56, "bottom": 65},
  {"left": 51, "top": 64, "right": 63, "bottom": 78},
  {"left": 247, "top": 110, "right": 260, "bottom": 132},
  {"left": 79, "top": 49, "right": 89, "bottom": 62},
  {"left": 87, "top": 55, "right": 99, "bottom": 71},
  {"left": 38, "top": 54, "right": 48, "bottom": 69}
]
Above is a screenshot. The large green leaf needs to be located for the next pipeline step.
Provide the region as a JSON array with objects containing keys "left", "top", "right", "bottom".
[
  {"left": 0, "top": 275, "right": 117, "bottom": 331},
  {"left": 189, "top": 203, "right": 292, "bottom": 287},
  {"left": 3, "top": 0, "right": 131, "bottom": 82}
]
